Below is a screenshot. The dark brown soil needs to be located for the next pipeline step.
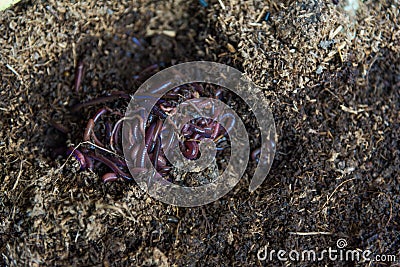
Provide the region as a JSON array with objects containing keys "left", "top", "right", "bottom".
[{"left": 0, "top": 0, "right": 399, "bottom": 266}]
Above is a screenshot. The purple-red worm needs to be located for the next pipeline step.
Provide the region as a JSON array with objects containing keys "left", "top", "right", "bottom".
[
  {"left": 74, "top": 60, "right": 84, "bottom": 93},
  {"left": 66, "top": 74, "right": 265, "bottom": 183},
  {"left": 67, "top": 147, "right": 86, "bottom": 170}
]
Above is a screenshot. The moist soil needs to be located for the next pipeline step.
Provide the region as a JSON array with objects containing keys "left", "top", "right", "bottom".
[{"left": 0, "top": 0, "right": 399, "bottom": 266}]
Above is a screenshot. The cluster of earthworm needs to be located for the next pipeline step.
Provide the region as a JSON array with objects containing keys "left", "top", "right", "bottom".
[
  {"left": 67, "top": 79, "right": 236, "bottom": 183},
  {"left": 62, "top": 63, "right": 262, "bottom": 183}
]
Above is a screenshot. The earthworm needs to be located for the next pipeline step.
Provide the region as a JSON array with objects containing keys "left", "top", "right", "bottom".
[
  {"left": 74, "top": 60, "right": 84, "bottom": 93},
  {"left": 102, "top": 172, "right": 119, "bottom": 182},
  {"left": 181, "top": 124, "right": 192, "bottom": 137},
  {"left": 89, "top": 153, "right": 131, "bottom": 180},
  {"left": 137, "top": 144, "right": 147, "bottom": 168},
  {"left": 159, "top": 104, "right": 176, "bottom": 113},
  {"left": 189, "top": 124, "right": 213, "bottom": 138},
  {"left": 133, "top": 63, "right": 161, "bottom": 81},
  {"left": 157, "top": 154, "right": 167, "bottom": 167},
  {"left": 50, "top": 120, "right": 70, "bottom": 134},
  {"left": 67, "top": 75, "right": 266, "bottom": 183},
  {"left": 211, "top": 121, "right": 220, "bottom": 139},
  {"left": 151, "top": 136, "right": 162, "bottom": 169},
  {"left": 145, "top": 122, "right": 157, "bottom": 153},
  {"left": 151, "top": 105, "right": 167, "bottom": 120},
  {"left": 83, "top": 114, "right": 108, "bottom": 147},
  {"left": 132, "top": 115, "right": 145, "bottom": 141},
  {"left": 129, "top": 143, "right": 141, "bottom": 161},
  {"left": 91, "top": 131, "right": 105, "bottom": 147},
  {"left": 198, "top": 118, "right": 208, "bottom": 127},
  {"left": 83, "top": 119, "right": 95, "bottom": 142},
  {"left": 105, "top": 122, "right": 112, "bottom": 140},
  {"left": 158, "top": 166, "right": 172, "bottom": 175},
  {"left": 124, "top": 122, "right": 136, "bottom": 149},
  {"left": 109, "top": 155, "right": 127, "bottom": 167},
  {"left": 251, "top": 148, "right": 261, "bottom": 162},
  {"left": 161, "top": 128, "right": 177, "bottom": 152},
  {"left": 93, "top": 107, "right": 112, "bottom": 122},
  {"left": 214, "top": 88, "right": 223, "bottom": 99},
  {"left": 191, "top": 83, "right": 205, "bottom": 95},
  {"left": 67, "top": 147, "right": 86, "bottom": 170},
  {"left": 110, "top": 117, "right": 124, "bottom": 152},
  {"left": 143, "top": 120, "right": 163, "bottom": 154},
  {"left": 71, "top": 92, "right": 130, "bottom": 112},
  {"left": 181, "top": 141, "right": 199, "bottom": 160},
  {"left": 152, "top": 120, "right": 163, "bottom": 144},
  {"left": 85, "top": 155, "right": 94, "bottom": 170},
  {"left": 219, "top": 112, "right": 236, "bottom": 134}
]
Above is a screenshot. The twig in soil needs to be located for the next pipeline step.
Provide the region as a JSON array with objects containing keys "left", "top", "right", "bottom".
[
  {"left": 256, "top": 7, "right": 269, "bottom": 23},
  {"left": 288, "top": 231, "right": 332, "bottom": 236},
  {"left": 340, "top": 105, "right": 366, "bottom": 115},
  {"left": 11, "top": 160, "right": 25, "bottom": 191},
  {"left": 322, "top": 88, "right": 340, "bottom": 100},
  {"left": 218, "top": 0, "right": 225, "bottom": 10},
  {"left": 377, "top": 192, "right": 393, "bottom": 227},
  {"left": 6, "top": 64, "right": 21, "bottom": 80},
  {"left": 321, "top": 178, "right": 358, "bottom": 210},
  {"left": 248, "top": 22, "right": 263, "bottom": 27}
]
